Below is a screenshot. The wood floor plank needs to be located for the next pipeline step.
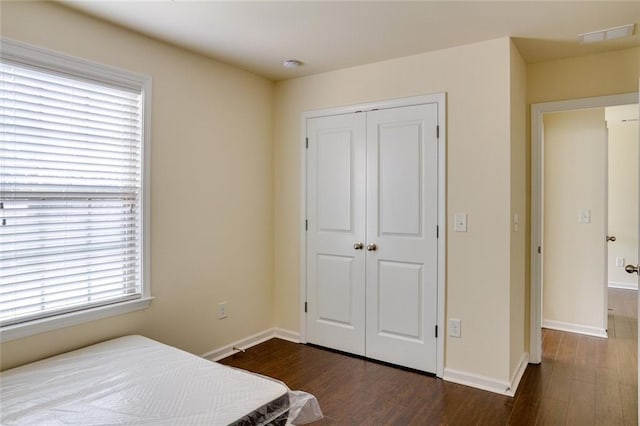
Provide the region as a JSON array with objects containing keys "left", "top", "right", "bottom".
[
  {"left": 574, "top": 336, "right": 597, "bottom": 384},
  {"left": 218, "top": 288, "right": 636, "bottom": 425},
  {"left": 620, "top": 383, "right": 638, "bottom": 426},
  {"left": 565, "top": 380, "right": 595, "bottom": 425},
  {"left": 535, "top": 397, "right": 568, "bottom": 425},
  {"left": 595, "top": 367, "right": 624, "bottom": 425},
  {"left": 542, "top": 329, "right": 563, "bottom": 361}
]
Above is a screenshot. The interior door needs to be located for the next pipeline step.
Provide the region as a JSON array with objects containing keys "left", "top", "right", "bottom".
[
  {"left": 365, "top": 103, "right": 439, "bottom": 372},
  {"left": 306, "top": 113, "right": 366, "bottom": 355}
]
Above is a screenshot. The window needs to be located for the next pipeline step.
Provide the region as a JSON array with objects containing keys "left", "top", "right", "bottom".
[{"left": 0, "top": 39, "right": 151, "bottom": 341}]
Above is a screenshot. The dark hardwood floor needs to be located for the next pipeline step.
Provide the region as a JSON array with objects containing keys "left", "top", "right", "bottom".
[{"left": 219, "top": 289, "right": 637, "bottom": 425}]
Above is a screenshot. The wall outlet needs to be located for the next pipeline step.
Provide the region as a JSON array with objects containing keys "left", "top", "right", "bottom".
[
  {"left": 218, "top": 301, "right": 228, "bottom": 319},
  {"left": 616, "top": 257, "right": 625, "bottom": 267},
  {"left": 449, "top": 318, "right": 461, "bottom": 338}
]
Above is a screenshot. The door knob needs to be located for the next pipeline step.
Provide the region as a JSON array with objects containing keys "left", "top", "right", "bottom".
[
  {"left": 366, "top": 243, "right": 377, "bottom": 251},
  {"left": 353, "top": 242, "right": 364, "bottom": 250},
  {"left": 625, "top": 264, "right": 639, "bottom": 275},
  {"left": 606, "top": 235, "right": 616, "bottom": 242}
]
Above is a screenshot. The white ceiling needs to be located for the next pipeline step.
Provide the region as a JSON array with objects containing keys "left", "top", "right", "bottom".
[{"left": 61, "top": 1, "right": 640, "bottom": 81}]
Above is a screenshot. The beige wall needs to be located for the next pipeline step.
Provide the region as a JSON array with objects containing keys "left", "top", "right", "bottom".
[
  {"left": 528, "top": 47, "right": 640, "bottom": 104},
  {"left": 543, "top": 109, "right": 607, "bottom": 331},
  {"left": 274, "top": 37, "right": 522, "bottom": 383},
  {"left": 607, "top": 116, "right": 639, "bottom": 288},
  {"left": 1, "top": 2, "right": 275, "bottom": 370},
  {"left": 509, "top": 41, "right": 527, "bottom": 376}
]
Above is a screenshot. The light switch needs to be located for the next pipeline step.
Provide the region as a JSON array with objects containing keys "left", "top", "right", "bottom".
[
  {"left": 449, "top": 319, "right": 461, "bottom": 338},
  {"left": 454, "top": 213, "right": 467, "bottom": 232},
  {"left": 616, "top": 257, "right": 625, "bottom": 267},
  {"left": 579, "top": 209, "right": 591, "bottom": 224}
]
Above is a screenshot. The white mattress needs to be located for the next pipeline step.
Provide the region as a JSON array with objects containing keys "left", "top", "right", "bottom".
[{"left": 0, "top": 335, "right": 289, "bottom": 425}]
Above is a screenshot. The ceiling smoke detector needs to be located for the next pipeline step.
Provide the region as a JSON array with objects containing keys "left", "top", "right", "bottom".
[
  {"left": 283, "top": 59, "right": 303, "bottom": 69},
  {"left": 579, "top": 23, "right": 635, "bottom": 44}
]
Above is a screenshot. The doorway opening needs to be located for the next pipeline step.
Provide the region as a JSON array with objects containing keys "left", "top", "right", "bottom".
[{"left": 531, "top": 92, "right": 638, "bottom": 363}]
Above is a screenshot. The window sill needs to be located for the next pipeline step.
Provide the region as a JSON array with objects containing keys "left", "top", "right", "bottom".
[{"left": 0, "top": 297, "right": 154, "bottom": 343}]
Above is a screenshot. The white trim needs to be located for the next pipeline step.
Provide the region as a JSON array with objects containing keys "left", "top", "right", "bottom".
[
  {"left": 0, "top": 38, "right": 149, "bottom": 91},
  {"left": 202, "top": 328, "right": 302, "bottom": 361},
  {"left": 608, "top": 281, "right": 638, "bottom": 290},
  {"left": 443, "top": 352, "right": 529, "bottom": 397},
  {"left": 530, "top": 92, "right": 638, "bottom": 364},
  {"left": 436, "top": 94, "right": 447, "bottom": 379},
  {"left": 299, "top": 112, "right": 308, "bottom": 344},
  {"left": 202, "top": 329, "right": 277, "bottom": 361},
  {"left": 509, "top": 352, "right": 530, "bottom": 396},
  {"left": 444, "top": 368, "right": 513, "bottom": 397},
  {"left": 299, "top": 93, "right": 447, "bottom": 378},
  {"left": 141, "top": 71, "right": 153, "bottom": 303},
  {"left": 274, "top": 327, "right": 300, "bottom": 343},
  {"left": 543, "top": 319, "right": 608, "bottom": 338},
  {"left": 0, "top": 297, "right": 154, "bottom": 343}
]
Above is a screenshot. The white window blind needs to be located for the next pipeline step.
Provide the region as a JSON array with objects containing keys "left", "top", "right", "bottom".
[{"left": 0, "top": 58, "right": 145, "bottom": 327}]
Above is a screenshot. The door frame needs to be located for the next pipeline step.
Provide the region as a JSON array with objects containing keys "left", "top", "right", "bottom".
[
  {"left": 299, "top": 93, "right": 447, "bottom": 378},
  {"left": 530, "top": 92, "right": 638, "bottom": 364}
]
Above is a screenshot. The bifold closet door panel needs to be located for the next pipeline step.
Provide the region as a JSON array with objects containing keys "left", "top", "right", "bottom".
[
  {"left": 364, "top": 103, "right": 439, "bottom": 373},
  {"left": 305, "top": 113, "right": 366, "bottom": 355}
]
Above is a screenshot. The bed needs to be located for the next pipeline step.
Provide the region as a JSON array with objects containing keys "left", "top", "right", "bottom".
[{"left": 0, "top": 335, "right": 322, "bottom": 425}]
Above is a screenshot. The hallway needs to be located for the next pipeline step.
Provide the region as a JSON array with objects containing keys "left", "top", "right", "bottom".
[{"left": 520, "top": 288, "right": 637, "bottom": 424}]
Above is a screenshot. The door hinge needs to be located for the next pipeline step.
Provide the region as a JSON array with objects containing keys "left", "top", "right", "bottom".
[
  {"left": 435, "top": 325, "right": 438, "bottom": 338},
  {"left": 305, "top": 137, "right": 309, "bottom": 149},
  {"left": 436, "top": 225, "right": 439, "bottom": 238},
  {"left": 304, "top": 302, "right": 308, "bottom": 313},
  {"left": 305, "top": 219, "right": 308, "bottom": 231},
  {"left": 538, "top": 246, "right": 541, "bottom": 254},
  {"left": 436, "top": 125, "right": 440, "bottom": 139}
]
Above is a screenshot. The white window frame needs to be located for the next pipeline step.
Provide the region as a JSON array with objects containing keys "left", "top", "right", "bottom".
[{"left": 0, "top": 39, "right": 153, "bottom": 342}]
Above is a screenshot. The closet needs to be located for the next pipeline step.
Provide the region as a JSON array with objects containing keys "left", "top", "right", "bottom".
[{"left": 303, "top": 95, "right": 444, "bottom": 373}]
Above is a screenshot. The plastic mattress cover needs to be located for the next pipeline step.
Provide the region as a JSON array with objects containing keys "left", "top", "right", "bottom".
[{"left": 0, "top": 335, "right": 322, "bottom": 425}]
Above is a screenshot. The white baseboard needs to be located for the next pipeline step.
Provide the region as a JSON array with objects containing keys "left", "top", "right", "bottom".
[
  {"left": 201, "top": 329, "right": 276, "bottom": 361},
  {"left": 542, "top": 319, "right": 608, "bottom": 338},
  {"left": 608, "top": 281, "right": 638, "bottom": 291},
  {"left": 444, "top": 368, "right": 513, "bottom": 396},
  {"left": 509, "top": 352, "right": 529, "bottom": 396},
  {"left": 443, "top": 352, "right": 529, "bottom": 397},
  {"left": 274, "top": 327, "right": 300, "bottom": 343},
  {"left": 201, "top": 327, "right": 301, "bottom": 361}
]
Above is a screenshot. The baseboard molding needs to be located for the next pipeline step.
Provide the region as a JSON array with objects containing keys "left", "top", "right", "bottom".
[
  {"left": 443, "top": 368, "right": 513, "bottom": 396},
  {"left": 509, "top": 352, "right": 529, "bottom": 397},
  {"left": 201, "top": 327, "right": 301, "bottom": 362},
  {"left": 542, "top": 319, "right": 608, "bottom": 338},
  {"left": 274, "top": 327, "right": 300, "bottom": 343},
  {"left": 201, "top": 329, "right": 276, "bottom": 361},
  {"left": 608, "top": 281, "right": 638, "bottom": 291},
  {"left": 443, "top": 352, "right": 529, "bottom": 398}
]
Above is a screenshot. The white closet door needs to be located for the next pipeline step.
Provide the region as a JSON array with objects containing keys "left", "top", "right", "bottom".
[
  {"left": 365, "top": 103, "right": 439, "bottom": 372},
  {"left": 306, "top": 113, "right": 366, "bottom": 355}
]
